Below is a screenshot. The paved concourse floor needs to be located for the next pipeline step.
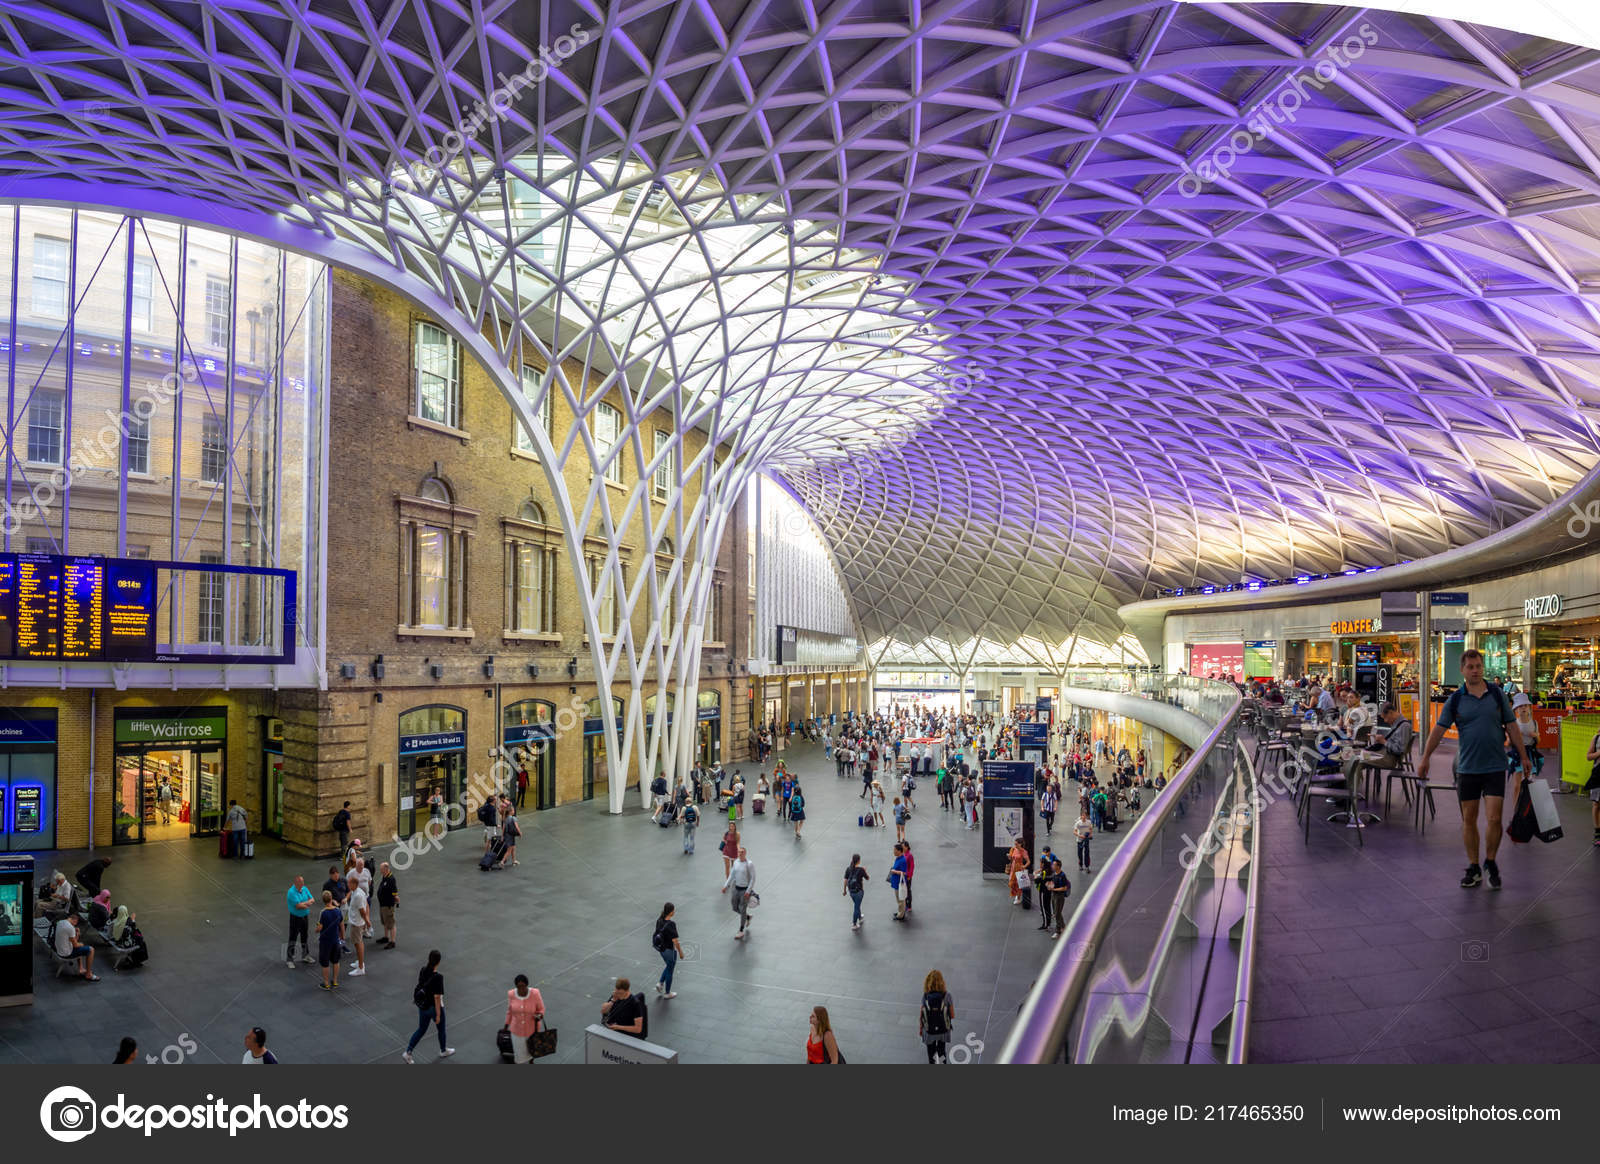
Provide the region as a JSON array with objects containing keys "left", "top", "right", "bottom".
[
  {"left": 0, "top": 740, "right": 1130, "bottom": 1065},
  {"left": 1251, "top": 739, "right": 1600, "bottom": 1064}
]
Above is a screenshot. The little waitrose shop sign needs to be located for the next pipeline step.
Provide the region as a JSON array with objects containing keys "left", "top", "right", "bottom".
[{"left": 115, "top": 715, "right": 227, "bottom": 744}]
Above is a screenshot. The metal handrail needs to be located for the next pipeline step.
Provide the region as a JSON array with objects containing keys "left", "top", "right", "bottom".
[
  {"left": 1226, "top": 744, "right": 1263, "bottom": 1063},
  {"left": 997, "top": 677, "right": 1245, "bottom": 1064}
]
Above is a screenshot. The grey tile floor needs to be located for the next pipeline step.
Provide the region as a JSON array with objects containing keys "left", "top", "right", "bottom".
[
  {"left": 1249, "top": 739, "right": 1600, "bottom": 1064},
  {"left": 0, "top": 740, "right": 1128, "bottom": 1065}
]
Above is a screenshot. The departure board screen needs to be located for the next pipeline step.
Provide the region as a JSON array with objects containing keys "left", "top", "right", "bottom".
[
  {"left": 15, "top": 555, "right": 62, "bottom": 659},
  {"left": 104, "top": 559, "right": 156, "bottom": 661},
  {"left": 0, "top": 553, "right": 293, "bottom": 665}
]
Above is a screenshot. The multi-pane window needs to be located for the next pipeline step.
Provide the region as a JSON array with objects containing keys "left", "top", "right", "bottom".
[
  {"left": 25, "top": 537, "right": 53, "bottom": 556},
  {"left": 415, "top": 526, "right": 449, "bottom": 628},
  {"left": 414, "top": 322, "right": 460, "bottom": 428},
  {"left": 593, "top": 402, "right": 623, "bottom": 483},
  {"left": 198, "top": 551, "right": 224, "bottom": 644},
  {"left": 31, "top": 236, "right": 69, "bottom": 317},
  {"left": 703, "top": 580, "right": 725, "bottom": 643},
  {"left": 514, "top": 365, "right": 553, "bottom": 454},
  {"left": 125, "top": 416, "right": 150, "bottom": 475},
  {"left": 130, "top": 257, "right": 154, "bottom": 332},
  {"left": 200, "top": 414, "right": 226, "bottom": 483},
  {"left": 204, "top": 275, "right": 230, "bottom": 348},
  {"left": 588, "top": 556, "right": 624, "bottom": 636},
  {"left": 125, "top": 545, "right": 150, "bottom": 559},
  {"left": 26, "top": 390, "right": 64, "bottom": 465},
  {"left": 400, "top": 477, "right": 471, "bottom": 632},
  {"left": 509, "top": 542, "right": 557, "bottom": 633},
  {"left": 653, "top": 429, "right": 671, "bottom": 499}
]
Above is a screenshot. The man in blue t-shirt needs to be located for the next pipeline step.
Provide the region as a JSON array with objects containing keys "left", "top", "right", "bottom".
[
  {"left": 1418, "top": 648, "right": 1532, "bottom": 890},
  {"left": 285, "top": 876, "right": 314, "bottom": 967}
]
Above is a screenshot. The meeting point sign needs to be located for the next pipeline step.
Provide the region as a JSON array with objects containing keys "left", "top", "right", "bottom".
[{"left": 37, "top": 1086, "right": 348, "bottom": 1140}]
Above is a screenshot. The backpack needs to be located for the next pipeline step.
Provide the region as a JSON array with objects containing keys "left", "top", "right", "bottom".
[
  {"left": 683, "top": 804, "right": 698, "bottom": 825},
  {"left": 651, "top": 918, "right": 669, "bottom": 951},
  {"left": 922, "top": 991, "right": 951, "bottom": 1039},
  {"left": 651, "top": 777, "right": 667, "bottom": 796},
  {"left": 477, "top": 801, "right": 496, "bottom": 825},
  {"left": 790, "top": 793, "right": 804, "bottom": 813},
  {"left": 413, "top": 978, "right": 431, "bottom": 1009}
]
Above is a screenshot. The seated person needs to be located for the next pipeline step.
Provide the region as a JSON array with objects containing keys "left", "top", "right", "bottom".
[
  {"left": 46, "top": 871, "right": 75, "bottom": 914},
  {"left": 1344, "top": 702, "right": 1413, "bottom": 780},
  {"left": 53, "top": 912, "right": 100, "bottom": 981},
  {"left": 110, "top": 905, "right": 149, "bottom": 966},
  {"left": 88, "top": 890, "right": 113, "bottom": 932}
]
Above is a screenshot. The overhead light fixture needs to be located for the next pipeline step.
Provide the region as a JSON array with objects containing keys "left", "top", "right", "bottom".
[{"left": 483, "top": 657, "right": 495, "bottom": 679}]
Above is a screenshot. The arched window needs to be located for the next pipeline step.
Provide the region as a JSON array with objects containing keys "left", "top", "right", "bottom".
[
  {"left": 519, "top": 499, "right": 545, "bottom": 525},
  {"left": 399, "top": 477, "right": 473, "bottom": 632},
  {"left": 593, "top": 401, "right": 623, "bottom": 484},
  {"left": 505, "top": 499, "right": 557, "bottom": 635},
  {"left": 515, "top": 365, "right": 554, "bottom": 455}
]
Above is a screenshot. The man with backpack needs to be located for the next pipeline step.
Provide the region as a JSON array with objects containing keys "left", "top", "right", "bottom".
[
  {"left": 331, "top": 802, "right": 353, "bottom": 857},
  {"left": 1417, "top": 648, "right": 1533, "bottom": 890},
  {"left": 649, "top": 774, "right": 669, "bottom": 822},
  {"left": 681, "top": 798, "right": 699, "bottom": 854},
  {"left": 478, "top": 796, "right": 501, "bottom": 857}
]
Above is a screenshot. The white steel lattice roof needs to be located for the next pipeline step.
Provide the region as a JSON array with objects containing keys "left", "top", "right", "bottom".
[{"left": 4, "top": 1, "right": 1600, "bottom": 658}]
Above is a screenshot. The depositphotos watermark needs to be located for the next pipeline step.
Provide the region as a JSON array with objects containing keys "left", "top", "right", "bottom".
[
  {"left": 40, "top": 1086, "right": 348, "bottom": 1142},
  {"left": 390, "top": 24, "right": 593, "bottom": 192},
  {"left": 1178, "top": 23, "right": 1379, "bottom": 197}
]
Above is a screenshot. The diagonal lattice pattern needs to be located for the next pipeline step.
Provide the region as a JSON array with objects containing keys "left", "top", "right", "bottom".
[{"left": 0, "top": 0, "right": 1596, "bottom": 675}]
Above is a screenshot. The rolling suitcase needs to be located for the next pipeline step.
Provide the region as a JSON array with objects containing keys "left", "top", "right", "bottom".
[{"left": 497, "top": 1026, "right": 516, "bottom": 1062}]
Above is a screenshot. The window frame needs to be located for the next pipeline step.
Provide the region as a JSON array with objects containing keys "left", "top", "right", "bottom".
[
  {"left": 30, "top": 235, "right": 69, "bottom": 319},
  {"left": 413, "top": 321, "right": 462, "bottom": 431},
  {"left": 593, "top": 401, "right": 623, "bottom": 484},
  {"left": 25, "top": 388, "right": 65, "bottom": 466},
  {"left": 204, "top": 274, "right": 230, "bottom": 349}
]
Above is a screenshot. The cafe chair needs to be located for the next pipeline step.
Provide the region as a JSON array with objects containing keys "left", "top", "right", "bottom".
[{"left": 1416, "top": 765, "right": 1457, "bottom": 835}]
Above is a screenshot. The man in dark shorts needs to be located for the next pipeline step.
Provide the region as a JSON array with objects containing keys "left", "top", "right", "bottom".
[{"left": 1417, "top": 648, "right": 1532, "bottom": 889}]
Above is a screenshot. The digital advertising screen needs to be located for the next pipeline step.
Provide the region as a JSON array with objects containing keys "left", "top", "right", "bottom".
[{"left": 0, "top": 882, "right": 19, "bottom": 946}]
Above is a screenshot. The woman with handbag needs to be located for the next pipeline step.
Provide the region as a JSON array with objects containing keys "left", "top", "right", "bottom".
[
  {"left": 806, "top": 1006, "right": 844, "bottom": 1063},
  {"left": 1007, "top": 838, "right": 1029, "bottom": 905},
  {"left": 504, "top": 973, "right": 546, "bottom": 1063}
]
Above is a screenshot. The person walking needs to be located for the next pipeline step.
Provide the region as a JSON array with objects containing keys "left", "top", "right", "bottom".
[
  {"left": 919, "top": 970, "right": 956, "bottom": 1063},
  {"left": 1416, "top": 648, "right": 1532, "bottom": 889},
  {"left": 889, "top": 843, "right": 909, "bottom": 921},
  {"left": 345, "top": 873, "right": 369, "bottom": 977},
  {"left": 1039, "top": 782, "right": 1058, "bottom": 835},
  {"left": 788, "top": 781, "right": 806, "bottom": 838},
  {"left": 843, "top": 853, "right": 869, "bottom": 930},
  {"left": 313, "top": 890, "right": 342, "bottom": 991},
  {"left": 652, "top": 902, "right": 683, "bottom": 999},
  {"left": 902, "top": 839, "right": 916, "bottom": 914},
  {"left": 723, "top": 846, "right": 756, "bottom": 939},
  {"left": 806, "top": 1006, "right": 843, "bottom": 1063},
  {"left": 376, "top": 861, "right": 398, "bottom": 949},
  {"left": 505, "top": 974, "right": 546, "bottom": 1064},
  {"left": 870, "top": 781, "right": 886, "bottom": 827},
  {"left": 285, "top": 875, "right": 314, "bottom": 967},
  {"left": 720, "top": 824, "right": 740, "bottom": 880},
  {"left": 1035, "top": 853, "right": 1055, "bottom": 931},
  {"left": 1006, "top": 837, "right": 1029, "bottom": 905},
  {"left": 681, "top": 797, "right": 699, "bottom": 854},
  {"left": 1073, "top": 807, "right": 1093, "bottom": 873},
  {"left": 403, "top": 950, "right": 455, "bottom": 1062},
  {"left": 515, "top": 763, "right": 529, "bottom": 810},
  {"left": 777, "top": 771, "right": 792, "bottom": 820}
]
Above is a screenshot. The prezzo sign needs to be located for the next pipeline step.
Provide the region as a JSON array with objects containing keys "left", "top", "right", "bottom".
[{"left": 1524, "top": 594, "right": 1563, "bottom": 620}]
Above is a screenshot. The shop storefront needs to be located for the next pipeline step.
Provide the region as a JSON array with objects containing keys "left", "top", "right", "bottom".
[
  {"left": 113, "top": 707, "right": 228, "bottom": 845},
  {"left": 0, "top": 710, "right": 57, "bottom": 852},
  {"left": 1188, "top": 642, "right": 1243, "bottom": 681},
  {"left": 398, "top": 706, "right": 467, "bottom": 839},
  {"left": 261, "top": 717, "right": 286, "bottom": 839},
  {"left": 697, "top": 692, "right": 722, "bottom": 767},
  {"left": 583, "top": 697, "right": 624, "bottom": 801},
  {"left": 503, "top": 700, "right": 556, "bottom": 810}
]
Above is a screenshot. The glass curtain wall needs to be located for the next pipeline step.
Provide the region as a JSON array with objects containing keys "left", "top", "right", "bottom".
[{"left": 0, "top": 208, "right": 326, "bottom": 656}]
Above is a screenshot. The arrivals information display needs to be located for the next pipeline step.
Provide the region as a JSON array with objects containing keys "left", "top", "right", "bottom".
[{"left": 0, "top": 553, "right": 294, "bottom": 665}]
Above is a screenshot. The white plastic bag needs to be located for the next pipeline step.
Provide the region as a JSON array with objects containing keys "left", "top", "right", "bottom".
[{"left": 1527, "top": 778, "right": 1564, "bottom": 843}]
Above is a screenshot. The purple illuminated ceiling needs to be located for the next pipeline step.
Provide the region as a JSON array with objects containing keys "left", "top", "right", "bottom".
[{"left": 0, "top": 0, "right": 1595, "bottom": 652}]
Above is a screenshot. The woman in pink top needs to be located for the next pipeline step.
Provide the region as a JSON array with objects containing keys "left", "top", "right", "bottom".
[{"left": 505, "top": 974, "right": 547, "bottom": 1064}]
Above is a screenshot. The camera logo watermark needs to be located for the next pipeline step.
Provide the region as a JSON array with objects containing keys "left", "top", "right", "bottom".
[
  {"left": 1461, "top": 940, "right": 1490, "bottom": 963},
  {"left": 40, "top": 1086, "right": 96, "bottom": 1143},
  {"left": 40, "top": 1090, "right": 349, "bottom": 1139}
]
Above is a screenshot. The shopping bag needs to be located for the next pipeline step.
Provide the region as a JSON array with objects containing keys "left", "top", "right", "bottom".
[
  {"left": 1506, "top": 780, "right": 1538, "bottom": 844},
  {"left": 1015, "top": 871, "right": 1033, "bottom": 891},
  {"left": 1526, "top": 778, "right": 1564, "bottom": 843},
  {"left": 528, "top": 1024, "right": 558, "bottom": 1059}
]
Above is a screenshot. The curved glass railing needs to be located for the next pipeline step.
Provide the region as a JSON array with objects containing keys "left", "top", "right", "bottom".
[{"left": 999, "top": 675, "right": 1258, "bottom": 1063}]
